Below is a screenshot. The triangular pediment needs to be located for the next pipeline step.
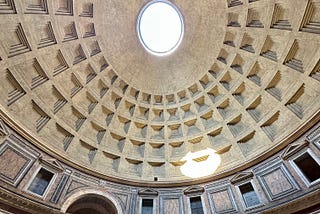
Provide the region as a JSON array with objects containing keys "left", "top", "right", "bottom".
[
  {"left": 0, "top": 120, "right": 9, "bottom": 136},
  {"left": 184, "top": 186, "right": 205, "bottom": 195},
  {"left": 281, "top": 140, "right": 309, "bottom": 160},
  {"left": 39, "top": 157, "right": 64, "bottom": 172},
  {"left": 138, "top": 188, "right": 158, "bottom": 196},
  {"left": 230, "top": 171, "right": 253, "bottom": 184}
]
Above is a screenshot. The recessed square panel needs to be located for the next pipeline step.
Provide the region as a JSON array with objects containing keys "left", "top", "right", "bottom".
[
  {"left": 0, "top": 140, "right": 35, "bottom": 186},
  {"left": 207, "top": 182, "right": 238, "bottom": 214},
  {"left": 255, "top": 158, "right": 300, "bottom": 201}
]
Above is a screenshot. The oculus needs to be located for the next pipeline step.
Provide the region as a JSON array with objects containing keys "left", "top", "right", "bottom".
[{"left": 137, "top": 0, "right": 184, "bottom": 56}]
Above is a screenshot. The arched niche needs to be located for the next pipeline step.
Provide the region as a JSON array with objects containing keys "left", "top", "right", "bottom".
[{"left": 61, "top": 190, "right": 122, "bottom": 214}]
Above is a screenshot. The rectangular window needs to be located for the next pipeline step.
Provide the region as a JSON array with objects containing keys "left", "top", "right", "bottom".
[
  {"left": 293, "top": 151, "right": 320, "bottom": 185},
  {"left": 141, "top": 199, "right": 153, "bottom": 214},
  {"left": 238, "top": 182, "right": 260, "bottom": 208},
  {"left": 190, "top": 196, "right": 204, "bottom": 214},
  {"left": 27, "top": 168, "right": 54, "bottom": 196}
]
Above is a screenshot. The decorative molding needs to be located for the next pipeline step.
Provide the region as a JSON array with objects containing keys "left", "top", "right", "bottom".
[
  {"left": 0, "top": 0, "right": 16, "bottom": 14},
  {"left": 32, "top": 100, "right": 51, "bottom": 132},
  {"left": 299, "top": 0, "right": 320, "bottom": 34},
  {"left": 254, "top": 158, "right": 300, "bottom": 201},
  {"left": 6, "top": 69, "right": 27, "bottom": 106},
  {"left": 129, "top": 189, "right": 138, "bottom": 214},
  {"left": 159, "top": 194, "right": 183, "bottom": 214},
  {"left": 83, "top": 23, "right": 96, "bottom": 38},
  {"left": 63, "top": 22, "right": 78, "bottom": 42},
  {"left": 38, "top": 21, "right": 57, "bottom": 49},
  {"left": 50, "top": 173, "right": 70, "bottom": 203},
  {"left": 307, "top": 125, "right": 320, "bottom": 150},
  {"left": 183, "top": 186, "right": 205, "bottom": 195},
  {"left": 281, "top": 140, "right": 309, "bottom": 160},
  {"left": 73, "top": 171, "right": 99, "bottom": 185},
  {"left": 39, "top": 157, "right": 64, "bottom": 172},
  {"left": 111, "top": 192, "right": 129, "bottom": 212},
  {"left": 90, "top": 41, "right": 101, "bottom": 56},
  {"left": 207, "top": 184, "right": 238, "bottom": 214},
  {"left": 230, "top": 171, "right": 253, "bottom": 184},
  {"left": 0, "top": 187, "right": 63, "bottom": 214},
  {"left": 25, "top": 0, "right": 48, "bottom": 14},
  {"left": 8, "top": 23, "right": 32, "bottom": 58},
  {"left": 260, "top": 189, "right": 320, "bottom": 214},
  {"left": 72, "top": 45, "right": 86, "bottom": 65},
  {"left": 79, "top": 3, "right": 93, "bottom": 17},
  {"left": 138, "top": 188, "right": 159, "bottom": 197},
  {"left": 66, "top": 179, "right": 89, "bottom": 195},
  {"left": 56, "top": 0, "right": 73, "bottom": 16},
  {"left": 0, "top": 140, "right": 35, "bottom": 187},
  {"left": 30, "top": 58, "right": 49, "bottom": 89},
  {"left": 0, "top": 119, "right": 9, "bottom": 136},
  {"left": 53, "top": 87, "right": 67, "bottom": 114},
  {"left": 53, "top": 50, "right": 69, "bottom": 76}
]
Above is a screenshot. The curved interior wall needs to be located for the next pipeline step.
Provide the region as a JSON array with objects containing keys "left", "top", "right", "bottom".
[
  {"left": 0, "top": 0, "right": 319, "bottom": 184},
  {"left": 0, "top": 0, "right": 319, "bottom": 213},
  {"left": 0, "top": 119, "right": 319, "bottom": 214}
]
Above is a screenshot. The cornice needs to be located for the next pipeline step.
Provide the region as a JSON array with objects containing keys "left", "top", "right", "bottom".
[
  {"left": 0, "top": 187, "right": 63, "bottom": 214},
  {"left": 260, "top": 189, "right": 320, "bottom": 214}
]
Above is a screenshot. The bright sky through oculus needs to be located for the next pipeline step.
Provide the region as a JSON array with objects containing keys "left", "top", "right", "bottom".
[{"left": 138, "top": 1, "right": 184, "bottom": 56}]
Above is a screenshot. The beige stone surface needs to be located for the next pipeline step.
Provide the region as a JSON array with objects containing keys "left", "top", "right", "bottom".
[
  {"left": 163, "top": 198, "right": 180, "bottom": 214},
  {"left": 263, "top": 168, "right": 293, "bottom": 196},
  {"left": 0, "top": 147, "right": 28, "bottom": 181},
  {"left": 211, "top": 190, "right": 234, "bottom": 212}
]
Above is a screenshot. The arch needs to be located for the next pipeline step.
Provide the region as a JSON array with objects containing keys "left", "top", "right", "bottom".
[{"left": 61, "top": 189, "right": 123, "bottom": 214}]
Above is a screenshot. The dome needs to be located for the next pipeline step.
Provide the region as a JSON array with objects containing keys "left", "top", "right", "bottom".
[{"left": 0, "top": 0, "right": 319, "bottom": 213}]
